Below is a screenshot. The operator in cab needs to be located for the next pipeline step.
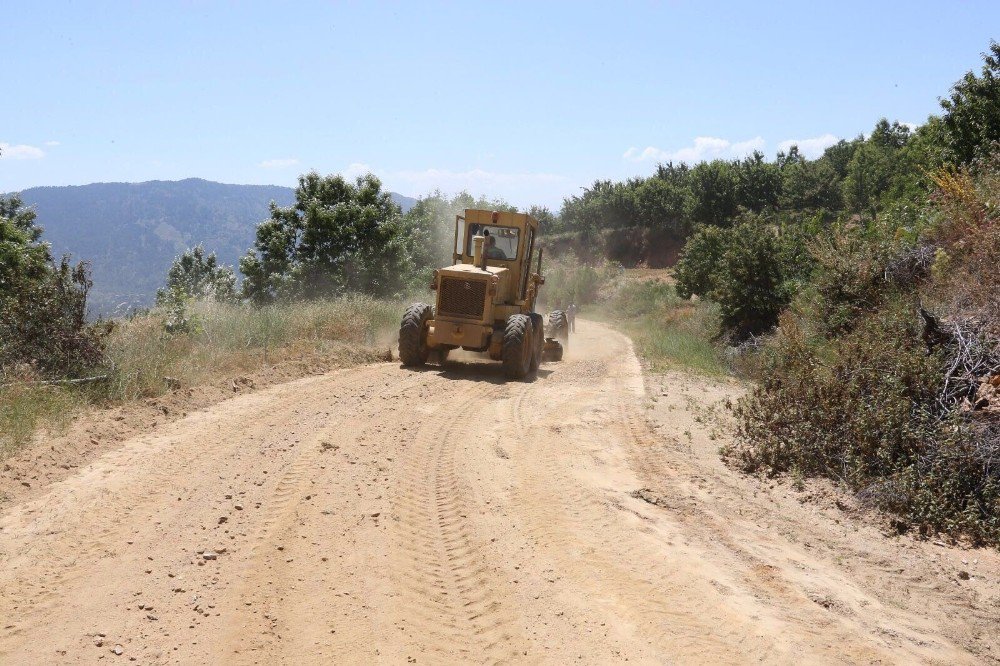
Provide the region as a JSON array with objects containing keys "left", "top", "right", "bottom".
[{"left": 483, "top": 230, "right": 507, "bottom": 260}]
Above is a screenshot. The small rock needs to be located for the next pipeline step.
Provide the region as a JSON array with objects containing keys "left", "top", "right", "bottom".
[
  {"left": 234, "top": 504, "right": 244, "bottom": 511},
  {"left": 112, "top": 645, "right": 124, "bottom": 656},
  {"left": 203, "top": 552, "right": 217, "bottom": 561},
  {"left": 218, "top": 516, "right": 228, "bottom": 525},
  {"left": 959, "top": 570, "right": 971, "bottom": 580}
]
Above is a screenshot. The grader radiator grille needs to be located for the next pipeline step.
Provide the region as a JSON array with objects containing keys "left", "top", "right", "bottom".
[{"left": 438, "top": 277, "right": 487, "bottom": 319}]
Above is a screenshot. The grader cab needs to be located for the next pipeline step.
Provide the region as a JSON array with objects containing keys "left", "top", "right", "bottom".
[{"left": 399, "top": 209, "right": 568, "bottom": 379}]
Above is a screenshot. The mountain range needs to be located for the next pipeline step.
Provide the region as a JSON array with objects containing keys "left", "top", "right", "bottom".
[{"left": 14, "top": 179, "right": 417, "bottom": 315}]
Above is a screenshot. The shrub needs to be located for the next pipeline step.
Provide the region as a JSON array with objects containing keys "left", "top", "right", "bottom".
[
  {"left": 674, "top": 225, "right": 730, "bottom": 299},
  {"left": 675, "top": 220, "right": 812, "bottom": 340},
  {"left": 0, "top": 257, "right": 106, "bottom": 380},
  {"left": 733, "top": 301, "right": 1000, "bottom": 544}
]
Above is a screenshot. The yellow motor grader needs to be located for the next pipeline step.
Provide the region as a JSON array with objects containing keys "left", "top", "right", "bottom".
[{"left": 399, "top": 209, "right": 568, "bottom": 379}]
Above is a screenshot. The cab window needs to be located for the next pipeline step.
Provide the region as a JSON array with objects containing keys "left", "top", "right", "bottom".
[{"left": 466, "top": 224, "right": 519, "bottom": 261}]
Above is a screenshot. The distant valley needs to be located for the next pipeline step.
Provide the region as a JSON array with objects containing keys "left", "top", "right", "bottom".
[{"left": 14, "top": 179, "right": 417, "bottom": 315}]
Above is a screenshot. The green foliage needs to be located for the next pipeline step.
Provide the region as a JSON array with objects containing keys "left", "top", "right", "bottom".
[
  {"left": 941, "top": 41, "right": 1000, "bottom": 164},
  {"left": 731, "top": 144, "right": 1000, "bottom": 545},
  {"left": 156, "top": 245, "right": 237, "bottom": 305},
  {"left": 240, "top": 172, "right": 413, "bottom": 303},
  {"left": 0, "top": 194, "right": 105, "bottom": 380},
  {"left": 673, "top": 226, "right": 730, "bottom": 299},
  {"left": 779, "top": 153, "right": 842, "bottom": 212},
  {"left": 688, "top": 160, "right": 739, "bottom": 226},
  {"left": 675, "top": 221, "right": 813, "bottom": 339},
  {"left": 710, "top": 226, "right": 793, "bottom": 338},
  {"left": 842, "top": 119, "right": 914, "bottom": 215}
]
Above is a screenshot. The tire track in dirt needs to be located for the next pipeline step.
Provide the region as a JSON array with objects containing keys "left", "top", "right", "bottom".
[
  {"left": 501, "top": 352, "right": 770, "bottom": 663},
  {"left": 386, "top": 376, "right": 528, "bottom": 664},
  {"left": 216, "top": 367, "right": 430, "bottom": 662}
]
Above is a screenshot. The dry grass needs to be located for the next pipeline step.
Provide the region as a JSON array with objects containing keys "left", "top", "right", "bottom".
[
  {"left": 585, "top": 274, "right": 724, "bottom": 375},
  {"left": 0, "top": 384, "right": 78, "bottom": 459},
  {"left": 0, "top": 296, "right": 401, "bottom": 458}
]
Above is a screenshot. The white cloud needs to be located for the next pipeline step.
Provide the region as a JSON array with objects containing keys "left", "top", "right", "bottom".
[
  {"left": 776, "top": 133, "right": 839, "bottom": 159},
  {"left": 623, "top": 136, "right": 766, "bottom": 164},
  {"left": 0, "top": 142, "right": 45, "bottom": 160},
  {"left": 392, "top": 167, "right": 568, "bottom": 192},
  {"left": 341, "top": 162, "right": 374, "bottom": 180},
  {"left": 44, "top": 140, "right": 60, "bottom": 147},
  {"left": 257, "top": 157, "right": 300, "bottom": 169},
  {"left": 339, "top": 163, "right": 571, "bottom": 208}
]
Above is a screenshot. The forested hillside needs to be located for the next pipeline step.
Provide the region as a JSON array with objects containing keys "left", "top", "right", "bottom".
[{"left": 15, "top": 179, "right": 416, "bottom": 314}]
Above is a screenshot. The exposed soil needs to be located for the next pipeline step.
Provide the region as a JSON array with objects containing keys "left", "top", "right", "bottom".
[{"left": 1, "top": 321, "right": 997, "bottom": 663}]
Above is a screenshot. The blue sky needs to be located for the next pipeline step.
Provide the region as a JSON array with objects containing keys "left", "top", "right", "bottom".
[{"left": 2, "top": 1, "right": 998, "bottom": 208}]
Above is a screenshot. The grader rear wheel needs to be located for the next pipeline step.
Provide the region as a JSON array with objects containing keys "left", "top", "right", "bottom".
[{"left": 548, "top": 310, "right": 569, "bottom": 351}]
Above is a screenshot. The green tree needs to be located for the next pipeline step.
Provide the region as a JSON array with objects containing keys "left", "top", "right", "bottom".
[
  {"left": 712, "top": 225, "right": 790, "bottom": 338},
  {"left": 689, "top": 160, "right": 739, "bottom": 226},
  {"left": 735, "top": 151, "right": 782, "bottom": 213},
  {"left": 843, "top": 120, "right": 912, "bottom": 215},
  {"left": 941, "top": 40, "right": 1000, "bottom": 164},
  {"left": 0, "top": 194, "right": 104, "bottom": 378},
  {"left": 240, "top": 172, "right": 413, "bottom": 303},
  {"left": 156, "top": 245, "right": 237, "bottom": 304},
  {"left": 634, "top": 176, "right": 692, "bottom": 236},
  {"left": 780, "top": 156, "right": 842, "bottom": 211},
  {"left": 674, "top": 225, "right": 732, "bottom": 299}
]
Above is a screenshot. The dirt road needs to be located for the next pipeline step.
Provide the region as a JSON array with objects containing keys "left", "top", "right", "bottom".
[{"left": 1, "top": 321, "right": 997, "bottom": 664}]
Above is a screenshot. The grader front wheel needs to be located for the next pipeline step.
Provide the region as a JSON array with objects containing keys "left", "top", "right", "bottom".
[
  {"left": 502, "top": 314, "right": 534, "bottom": 379},
  {"left": 399, "top": 303, "right": 432, "bottom": 367}
]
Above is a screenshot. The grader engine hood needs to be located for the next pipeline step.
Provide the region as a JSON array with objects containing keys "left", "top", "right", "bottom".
[{"left": 435, "top": 263, "right": 509, "bottom": 322}]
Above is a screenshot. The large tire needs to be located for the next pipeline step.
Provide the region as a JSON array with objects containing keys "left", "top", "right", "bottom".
[
  {"left": 399, "top": 303, "right": 432, "bottom": 367},
  {"left": 548, "top": 310, "right": 569, "bottom": 350},
  {"left": 528, "top": 313, "right": 544, "bottom": 371},
  {"left": 547, "top": 341, "right": 563, "bottom": 362},
  {"left": 502, "top": 314, "right": 533, "bottom": 379}
]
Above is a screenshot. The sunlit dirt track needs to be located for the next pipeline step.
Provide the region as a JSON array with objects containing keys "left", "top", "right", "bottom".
[{"left": 0, "top": 321, "right": 991, "bottom": 664}]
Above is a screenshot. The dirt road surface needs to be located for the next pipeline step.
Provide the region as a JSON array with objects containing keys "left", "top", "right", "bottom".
[{"left": 1, "top": 321, "right": 997, "bottom": 664}]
